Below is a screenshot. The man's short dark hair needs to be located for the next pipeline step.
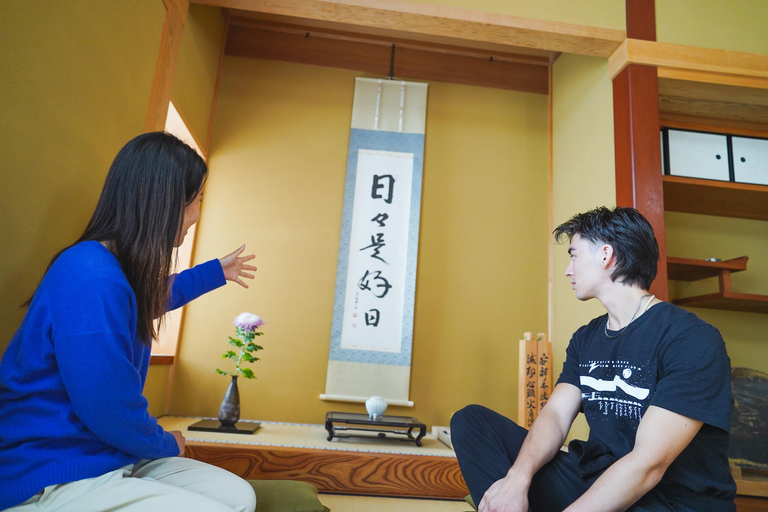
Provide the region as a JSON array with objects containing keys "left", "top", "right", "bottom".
[{"left": 553, "top": 206, "right": 659, "bottom": 290}]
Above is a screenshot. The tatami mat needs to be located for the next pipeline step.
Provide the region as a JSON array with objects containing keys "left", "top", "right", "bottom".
[
  {"left": 318, "top": 494, "right": 471, "bottom": 512},
  {"left": 159, "top": 416, "right": 455, "bottom": 457}
]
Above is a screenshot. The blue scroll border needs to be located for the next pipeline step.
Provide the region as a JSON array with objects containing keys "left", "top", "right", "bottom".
[{"left": 328, "top": 128, "right": 424, "bottom": 366}]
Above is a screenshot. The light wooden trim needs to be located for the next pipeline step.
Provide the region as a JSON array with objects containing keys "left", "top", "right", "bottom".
[
  {"left": 145, "top": 0, "right": 190, "bottom": 132},
  {"left": 191, "top": 0, "right": 625, "bottom": 57},
  {"left": 610, "top": 38, "right": 768, "bottom": 81},
  {"left": 660, "top": 114, "right": 768, "bottom": 138},
  {"left": 205, "top": 10, "right": 231, "bottom": 154},
  {"left": 547, "top": 64, "right": 554, "bottom": 339},
  {"left": 165, "top": 0, "right": 190, "bottom": 24},
  {"left": 658, "top": 68, "right": 768, "bottom": 91}
]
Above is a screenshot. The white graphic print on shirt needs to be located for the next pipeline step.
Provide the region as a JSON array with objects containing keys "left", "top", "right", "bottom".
[{"left": 579, "top": 360, "right": 650, "bottom": 420}]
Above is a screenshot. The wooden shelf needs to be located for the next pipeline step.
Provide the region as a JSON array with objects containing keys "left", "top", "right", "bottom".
[
  {"left": 663, "top": 175, "right": 768, "bottom": 221},
  {"left": 673, "top": 292, "right": 768, "bottom": 314},
  {"left": 668, "top": 256, "right": 768, "bottom": 313},
  {"left": 667, "top": 256, "right": 748, "bottom": 281}
]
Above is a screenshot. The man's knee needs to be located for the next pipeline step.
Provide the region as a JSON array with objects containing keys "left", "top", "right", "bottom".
[
  {"left": 451, "top": 404, "right": 492, "bottom": 430},
  {"left": 451, "top": 404, "right": 492, "bottom": 446}
]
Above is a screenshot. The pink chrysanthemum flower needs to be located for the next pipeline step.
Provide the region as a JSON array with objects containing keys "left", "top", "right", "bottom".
[{"left": 233, "top": 312, "right": 264, "bottom": 331}]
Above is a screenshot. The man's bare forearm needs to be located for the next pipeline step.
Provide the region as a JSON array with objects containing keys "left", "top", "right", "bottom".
[{"left": 507, "top": 384, "right": 582, "bottom": 482}]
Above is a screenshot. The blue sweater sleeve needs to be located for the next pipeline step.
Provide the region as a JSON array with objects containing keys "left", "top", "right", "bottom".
[
  {"left": 167, "top": 258, "right": 226, "bottom": 311},
  {"left": 48, "top": 263, "right": 180, "bottom": 461}
]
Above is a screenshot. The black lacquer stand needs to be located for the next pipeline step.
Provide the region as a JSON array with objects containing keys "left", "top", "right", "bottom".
[
  {"left": 188, "top": 419, "right": 261, "bottom": 435},
  {"left": 325, "top": 411, "right": 427, "bottom": 446}
]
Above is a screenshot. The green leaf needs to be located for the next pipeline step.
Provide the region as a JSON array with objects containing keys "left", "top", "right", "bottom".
[
  {"left": 228, "top": 337, "right": 244, "bottom": 348},
  {"left": 215, "top": 369, "right": 229, "bottom": 375},
  {"left": 241, "top": 368, "right": 256, "bottom": 379},
  {"left": 245, "top": 343, "right": 264, "bottom": 352},
  {"left": 224, "top": 350, "right": 238, "bottom": 361},
  {"left": 242, "top": 353, "right": 255, "bottom": 363}
]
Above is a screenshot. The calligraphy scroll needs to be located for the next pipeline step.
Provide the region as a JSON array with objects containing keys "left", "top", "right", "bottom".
[
  {"left": 518, "top": 332, "right": 552, "bottom": 428},
  {"left": 321, "top": 78, "right": 428, "bottom": 407}
]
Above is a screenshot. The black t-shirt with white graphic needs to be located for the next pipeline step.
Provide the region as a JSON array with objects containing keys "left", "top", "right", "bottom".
[{"left": 557, "top": 301, "right": 736, "bottom": 510}]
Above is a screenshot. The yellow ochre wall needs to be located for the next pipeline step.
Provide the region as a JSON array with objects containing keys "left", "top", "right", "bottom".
[
  {"left": 0, "top": 0, "right": 166, "bottom": 352},
  {"left": 656, "top": 0, "right": 768, "bottom": 54},
  {"left": 167, "top": 58, "right": 550, "bottom": 428},
  {"left": 550, "top": 53, "right": 617, "bottom": 440}
]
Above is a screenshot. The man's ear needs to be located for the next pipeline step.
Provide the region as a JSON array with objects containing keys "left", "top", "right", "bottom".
[{"left": 599, "top": 244, "right": 615, "bottom": 269}]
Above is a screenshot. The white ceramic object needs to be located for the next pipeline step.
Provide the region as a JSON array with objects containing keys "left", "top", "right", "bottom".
[{"left": 365, "top": 396, "right": 388, "bottom": 420}]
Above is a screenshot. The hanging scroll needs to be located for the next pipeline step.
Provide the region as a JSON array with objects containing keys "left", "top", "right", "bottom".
[
  {"left": 518, "top": 332, "right": 552, "bottom": 428},
  {"left": 321, "top": 78, "right": 428, "bottom": 407}
]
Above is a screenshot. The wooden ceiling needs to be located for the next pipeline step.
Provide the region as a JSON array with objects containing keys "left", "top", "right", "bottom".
[
  {"left": 658, "top": 77, "right": 768, "bottom": 133},
  {"left": 192, "top": 0, "right": 628, "bottom": 95},
  {"left": 225, "top": 12, "right": 552, "bottom": 94}
]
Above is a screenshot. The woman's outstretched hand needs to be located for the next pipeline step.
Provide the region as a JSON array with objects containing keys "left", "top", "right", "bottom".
[{"left": 219, "top": 244, "right": 257, "bottom": 288}]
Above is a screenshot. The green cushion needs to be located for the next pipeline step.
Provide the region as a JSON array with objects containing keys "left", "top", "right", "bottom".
[
  {"left": 248, "top": 480, "right": 328, "bottom": 512},
  {"left": 465, "top": 494, "right": 477, "bottom": 510}
]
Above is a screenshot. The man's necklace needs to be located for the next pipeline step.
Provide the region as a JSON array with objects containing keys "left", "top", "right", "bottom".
[{"left": 604, "top": 293, "right": 655, "bottom": 339}]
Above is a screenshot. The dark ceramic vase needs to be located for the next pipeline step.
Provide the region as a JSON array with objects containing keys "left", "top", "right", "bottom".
[{"left": 218, "top": 375, "right": 241, "bottom": 426}]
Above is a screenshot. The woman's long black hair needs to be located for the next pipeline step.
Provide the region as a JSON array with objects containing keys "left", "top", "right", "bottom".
[{"left": 26, "top": 132, "right": 207, "bottom": 345}]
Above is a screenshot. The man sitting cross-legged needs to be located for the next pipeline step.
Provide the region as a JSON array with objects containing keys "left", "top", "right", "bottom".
[{"left": 451, "top": 206, "right": 736, "bottom": 512}]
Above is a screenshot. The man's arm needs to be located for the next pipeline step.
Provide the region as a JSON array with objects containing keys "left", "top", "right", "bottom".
[
  {"left": 564, "top": 405, "right": 702, "bottom": 512},
  {"left": 479, "top": 382, "right": 582, "bottom": 512}
]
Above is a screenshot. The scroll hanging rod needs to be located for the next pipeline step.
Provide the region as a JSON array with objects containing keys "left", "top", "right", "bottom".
[{"left": 389, "top": 44, "right": 395, "bottom": 80}]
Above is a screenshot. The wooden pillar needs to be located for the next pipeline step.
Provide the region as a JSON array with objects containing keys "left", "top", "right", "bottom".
[
  {"left": 613, "top": 0, "right": 667, "bottom": 299},
  {"left": 145, "top": 0, "right": 189, "bottom": 132}
]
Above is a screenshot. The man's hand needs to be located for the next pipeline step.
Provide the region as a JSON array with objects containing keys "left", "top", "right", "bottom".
[
  {"left": 479, "top": 473, "right": 530, "bottom": 512},
  {"left": 564, "top": 406, "right": 702, "bottom": 512},
  {"left": 169, "top": 430, "right": 186, "bottom": 457},
  {"left": 478, "top": 383, "right": 582, "bottom": 512},
  {"left": 219, "top": 244, "right": 257, "bottom": 288}
]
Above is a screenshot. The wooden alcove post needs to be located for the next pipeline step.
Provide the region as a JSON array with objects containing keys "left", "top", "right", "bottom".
[{"left": 612, "top": 0, "right": 668, "bottom": 300}]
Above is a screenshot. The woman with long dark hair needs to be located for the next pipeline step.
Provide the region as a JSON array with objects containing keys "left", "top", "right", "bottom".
[{"left": 0, "top": 132, "right": 258, "bottom": 511}]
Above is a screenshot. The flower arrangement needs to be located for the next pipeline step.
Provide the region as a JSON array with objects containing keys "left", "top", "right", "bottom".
[{"left": 215, "top": 312, "right": 264, "bottom": 379}]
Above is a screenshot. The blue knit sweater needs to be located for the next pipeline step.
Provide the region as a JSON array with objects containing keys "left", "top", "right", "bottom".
[{"left": 0, "top": 241, "right": 226, "bottom": 509}]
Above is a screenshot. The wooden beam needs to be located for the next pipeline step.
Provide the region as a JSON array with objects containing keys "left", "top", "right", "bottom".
[
  {"left": 229, "top": 16, "right": 553, "bottom": 65},
  {"left": 192, "top": 0, "right": 625, "bottom": 57},
  {"left": 613, "top": 64, "right": 668, "bottom": 300},
  {"left": 145, "top": 0, "right": 189, "bottom": 132},
  {"left": 659, "top": 113, "right": 768, "bottom": 137},
  {"left": 658, "top": 68, "right": 768, "bottom": 91},
  {"left": 609, "top": 39, "right": 768, "bottom": 81},
  {"left": 225, "top": 24, "right": 549, "bottom": 93}
]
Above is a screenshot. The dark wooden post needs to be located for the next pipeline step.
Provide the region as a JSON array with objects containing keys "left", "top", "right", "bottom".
[{"left": 613, "top": 0, "right": 667, "bottom": 299}]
